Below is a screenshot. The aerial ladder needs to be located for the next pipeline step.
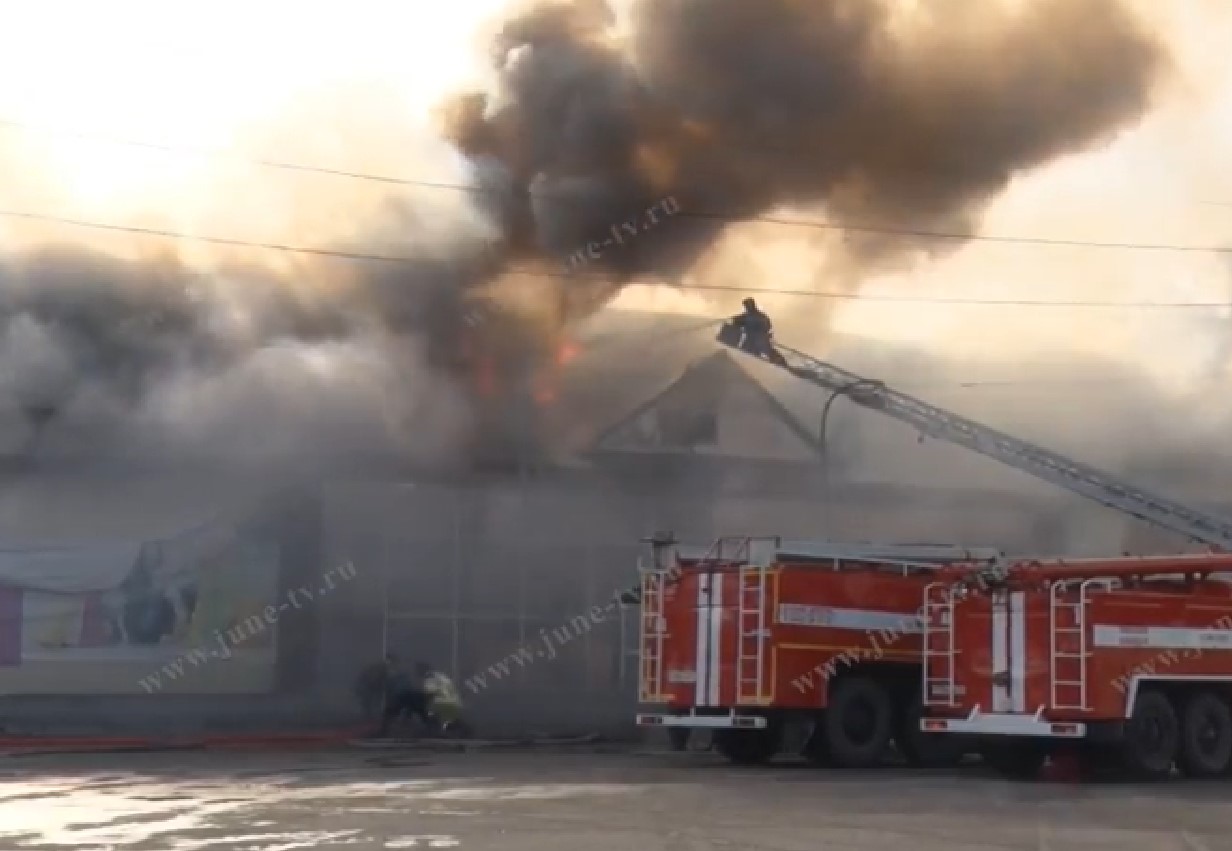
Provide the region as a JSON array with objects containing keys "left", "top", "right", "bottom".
[{"left": 715, "top": 321, "right": 1232, "bottom": 551}]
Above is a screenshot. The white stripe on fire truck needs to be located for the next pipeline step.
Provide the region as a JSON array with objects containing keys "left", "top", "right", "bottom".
[
  {"left": 992, "top": 593, "right": 1010, "bottom": 713},
  {"left": 1010, "top": 591, "right": 1026, "bottom": 713},
  {"left": 776, "top": 604, "right": 923, "bottom": 633},
  {"left": 709, "top": 572, "right": 723, "bottom": 706},
  {"left": 695, "top": 573, "right": 709, "bottom": 705},
  {"left": 1092, "top": 624, "right": 1232, "bottom": 650}
]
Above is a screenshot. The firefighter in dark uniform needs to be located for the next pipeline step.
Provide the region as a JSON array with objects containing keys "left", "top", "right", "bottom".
[
  {"left": 731, "top": 298, "right": 785, "bottom": 365},
  {"left": 371, "top": 655, "right": 434, "bottom": 737}
]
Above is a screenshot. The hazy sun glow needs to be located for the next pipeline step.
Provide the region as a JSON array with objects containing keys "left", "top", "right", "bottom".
[{"left": 0, "top": 0, "right": 503, "bottom": 217}]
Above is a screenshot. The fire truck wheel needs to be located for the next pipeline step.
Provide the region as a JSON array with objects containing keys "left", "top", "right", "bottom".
[
  {"left": 1120, "top": 689, "right": 1180, "bottom": 780},
  {"left": 823, "top": 677, "right": 893, "bottom": 768},
  {"left": 668, "top": 727, "right": 691, "bottom": 752},
  {"left": 897, "top": 691, "right": 965, "bottom": 768},
  {"left": 714, "top": 725, "right": 781, "bottom": 765},
  {"left": 802, "top": 719, "right": 830, "bottom": 766},
  {"left": 980, "top": 742, "right": 1046, "bottom": 780},
  {"left": 1177, "top": 691, "right": 1232, "bottom": 778}
]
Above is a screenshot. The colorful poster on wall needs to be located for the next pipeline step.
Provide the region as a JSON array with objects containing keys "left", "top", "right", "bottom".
[
  {"left": 179, "top": 540, "right": 280, "bottom": 653},
  {"left": 17, "top": 538, "right": 280, "bottom": 662}
]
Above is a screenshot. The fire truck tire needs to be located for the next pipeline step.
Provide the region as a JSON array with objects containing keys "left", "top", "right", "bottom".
[
  {"left": 714, "top": 724, "right": 781, "bottom": 765},
  {"left": 897, "top": 691, "right": 966, "bottom": 768},
  {"left": 802, "top": 719, "right": 830, "bottom": 766},
  {"left": 980, "top": 742, "right": 1046, "bottom": 780},
  {"left": 823, "top": 677, "right": 894, "bottom": 768},
  {"left": 668, "top": 727, "right": 691, "bottom": 752},
  {"left": 1177, "top": 691, "right": 1232, "bottom": 778},
  {"left": 1120, "top": 689, "right": 1179, "bottom": 780}
]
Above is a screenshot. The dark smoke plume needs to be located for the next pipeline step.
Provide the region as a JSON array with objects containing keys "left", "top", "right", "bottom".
[
  {"left": 0, "top": 0, "right": 1164, "bottom": 468},
  {"left": 444, "top": 0, "right": 1162, "bottom": 300}
]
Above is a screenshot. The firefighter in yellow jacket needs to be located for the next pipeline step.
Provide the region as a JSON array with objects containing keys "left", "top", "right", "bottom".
[{"left": 418, "top": 662, "right": 469, "bottom": 735}]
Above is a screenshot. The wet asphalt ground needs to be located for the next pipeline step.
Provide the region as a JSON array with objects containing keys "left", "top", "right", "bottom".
[{"left": 0, "top": 746, "right": 1229, "bottom": 850}]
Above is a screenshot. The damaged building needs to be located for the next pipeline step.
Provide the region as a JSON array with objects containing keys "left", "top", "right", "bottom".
[{"left": 0, "top": 309, "right": 1215, "bottom": 738}]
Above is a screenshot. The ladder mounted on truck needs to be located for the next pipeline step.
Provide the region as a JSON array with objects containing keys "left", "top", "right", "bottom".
[
  {"left": 716, "top": 325, "right": 1232, "bottom": 551},
  {"left": 1048, "top": 578, "right": 1117, "bottom": 711},
  {"left": 922, "top": 581, "right": 959, "bottom": 708},
  {"left": 637, "top": 566, "right": 669, "bottom": 704},
  {"left": 733, "top": 539, "right": 775, "bottom": 705}
]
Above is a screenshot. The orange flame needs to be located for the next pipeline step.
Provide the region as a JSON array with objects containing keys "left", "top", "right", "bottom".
[
  {"left": 475, "top": 357, "right": 497, "bottom": 398},
  {"left": 529, "top": 337, "right": 582, "bottom": 407},
  {"left": 555, "top": 339, "right": 580, "bottom": 366}
]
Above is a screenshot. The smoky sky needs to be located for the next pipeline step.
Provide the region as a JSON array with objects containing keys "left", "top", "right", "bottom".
[
  {"left": 445, "top": 0, "right": 1162, "bottom": 294},
  {"left": 0, "top": 0, "right": 1165, "bottom": 466}
]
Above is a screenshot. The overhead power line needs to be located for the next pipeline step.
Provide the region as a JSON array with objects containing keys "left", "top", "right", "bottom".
[
  {"left": 0, "top": 117, "right": 427, "bottom": 190},
  {"left": 0, "top": 208, "right": 420, "bottom": 263},
  {"left": 666, "top": 281, "right": 1232, "bottom": 309},
  {"left": 674, "top": 209, "right": 1232, "bottom": 255},
  {"left": 3, "top": 206, "right": 1232, "bottom": 310},
  {"left": 2, "top": 115, "right": 1231, "bottom": 256}
]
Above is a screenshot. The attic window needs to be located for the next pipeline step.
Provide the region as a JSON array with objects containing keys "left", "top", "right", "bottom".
[{"left": 658, "top": 406, "right": 718, "bottom": 447}]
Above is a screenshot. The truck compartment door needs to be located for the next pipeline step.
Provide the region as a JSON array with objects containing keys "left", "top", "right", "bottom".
[
  {"left": 694, "top": 572, "right": 723, "bottom": 706},
  {"left": 991, "top": 590, "right": 1028, "bottom": 713}
]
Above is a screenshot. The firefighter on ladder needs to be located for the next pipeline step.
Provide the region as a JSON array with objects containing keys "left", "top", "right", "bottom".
[{"left": 730, "top": 298, "right": 787, "bottom": 366}]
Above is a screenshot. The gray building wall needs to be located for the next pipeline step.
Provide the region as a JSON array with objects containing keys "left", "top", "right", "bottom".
[
  {"left": 317, "top": 476, "right": 680, "bottom": 737},
  {"left": 0, "top": 455, "right": 1186, "bottom": 738},
  {"left": 311, "top": 457, "right": 1085, "bottom": 738}
]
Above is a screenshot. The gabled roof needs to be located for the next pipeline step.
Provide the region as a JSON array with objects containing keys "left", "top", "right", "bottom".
[
  {"left": 586, "top": 349, "right": 824, "bottom": 460},
  {"left": 544, "top": 311, "right": 721, "bottom": 459}
]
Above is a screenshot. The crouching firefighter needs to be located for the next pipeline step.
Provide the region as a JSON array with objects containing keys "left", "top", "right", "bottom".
[
  {"left": 421, "top": 663, "right": 473, "bottom": 738},
  {"left": 376, "top": 655, "right": 435, "bottom": 737},
  {"left": 723, "top": 298, "right": 786, "bottom": 366}
]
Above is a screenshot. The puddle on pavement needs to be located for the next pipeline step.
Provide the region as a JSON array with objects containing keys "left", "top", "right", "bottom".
[
  {"left": 385, "top": 837, "right": 461, "bottom": 849},
  {"left": 0, "top": 772, "right": 632, "bottom": 847}
]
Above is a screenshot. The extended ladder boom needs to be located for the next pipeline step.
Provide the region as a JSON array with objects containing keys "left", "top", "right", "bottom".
[{"left": 719, "top": 333, "right": 1232, "bottom": 550}]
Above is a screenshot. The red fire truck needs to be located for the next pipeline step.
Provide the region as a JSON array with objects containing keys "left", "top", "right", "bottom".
[
  {"left": 634, "top": 322, "right": 1232, "bottom": 768},
  {"left": 636, "top": 534, "right": 1003, "bottom": 766},
  {"left": 920, "top": 554, "right": 1232, "bottom": 780}
]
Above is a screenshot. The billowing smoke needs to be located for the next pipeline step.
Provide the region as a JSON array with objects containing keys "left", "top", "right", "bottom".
[
  {"left": 444, "top": 0, "right": 1162, "bottom": 307},
  {"left": 0, "top": 246, "right": 479, "bottom": 463},
  {"left": 0, "top": 0, "right": 1166, "bottom": 469},
  {"left": 0, "top": 83, "right": 520, "bottom": 469}
]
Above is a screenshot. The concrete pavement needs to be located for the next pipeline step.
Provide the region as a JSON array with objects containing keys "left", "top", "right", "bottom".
[{"left": 0, "top": 748, "right": 1228, "bottom": 850}]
